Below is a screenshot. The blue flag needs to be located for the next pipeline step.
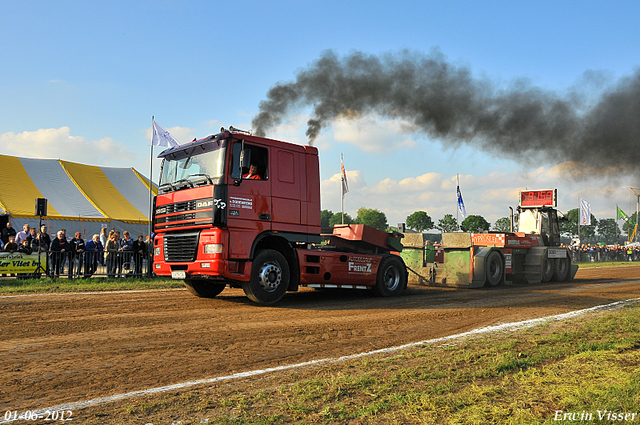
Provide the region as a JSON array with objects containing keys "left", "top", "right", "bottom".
[{"left": 457, "top": 184, "right": 466, "bottom": 219}]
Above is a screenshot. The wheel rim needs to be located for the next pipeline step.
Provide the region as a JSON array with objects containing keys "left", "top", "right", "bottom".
[
  {"left": 257, "top": 261, "right": 282, "bottom": 292},
  {"left": 383, "top": 266, "right": 400, "bottom": 291}
]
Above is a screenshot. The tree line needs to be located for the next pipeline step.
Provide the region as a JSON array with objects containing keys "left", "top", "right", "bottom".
[{"left": 322, "top": 207, "right": 638, "bottom": 244}]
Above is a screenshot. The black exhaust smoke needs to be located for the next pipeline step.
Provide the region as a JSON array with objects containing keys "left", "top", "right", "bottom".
[{"left": 251, "top": 49, "right": 640, "bottom": 176}]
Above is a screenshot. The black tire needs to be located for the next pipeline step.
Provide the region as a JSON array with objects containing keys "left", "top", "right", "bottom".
[
  {"left": 373, "top": 255, "right": 406, "bottom": 297},
  {"left": 553, "top": 256, "right": 570, "bottom": 281},
  {"left": 541, "top": 255, "right": 554, "bottom": 283},
  {"left": 184, "top": 279, "right": 226, "bottom": 298},
  {"left": 242, "top": 249, "right": 290, "bottom": 304},
  {"left": 485, "top": 251, "right": 503, "bottom": 287}
]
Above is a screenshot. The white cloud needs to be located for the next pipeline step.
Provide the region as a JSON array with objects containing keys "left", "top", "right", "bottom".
[
  {"left": 320, "top": 164, "right": 637, "bottom": 231},
  {"left": 0, "top": 127, "right": 132, "bottom": 165},
  {"left": 332, "top": 115, "right": 418, "bottom": 153}
]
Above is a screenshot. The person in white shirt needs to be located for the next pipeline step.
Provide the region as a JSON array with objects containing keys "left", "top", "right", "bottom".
[{"left": 15, "top": 224, "right": 30, "bottom": 245}]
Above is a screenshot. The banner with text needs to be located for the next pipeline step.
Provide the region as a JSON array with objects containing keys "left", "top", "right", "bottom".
[{"left": 0, "top": 252, "right": 46, "bottom": 274}]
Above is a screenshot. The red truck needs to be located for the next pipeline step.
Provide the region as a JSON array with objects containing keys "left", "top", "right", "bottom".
[{"left": 152, "top": 127, "right": 407, "bottom": 304}]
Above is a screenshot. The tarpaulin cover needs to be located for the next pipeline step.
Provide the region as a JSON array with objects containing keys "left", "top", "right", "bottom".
[{"left": 0, "top": 154, "right": 157, "bottom": 223}]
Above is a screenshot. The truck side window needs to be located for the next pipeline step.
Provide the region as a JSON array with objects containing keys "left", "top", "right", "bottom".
[{"left": 230, "top": 143, "right": 268, "bottom": 180}]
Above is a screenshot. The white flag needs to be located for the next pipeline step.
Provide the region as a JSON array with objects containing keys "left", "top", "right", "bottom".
[
  {"left": 340, "top": 154, "right": 349, "bottom": 197},
  {"left": 579, "top": 198, "right": 591, "bottom": 226},
  {"left": 152, "top": 121, "right": 179, "bottom": 148}
]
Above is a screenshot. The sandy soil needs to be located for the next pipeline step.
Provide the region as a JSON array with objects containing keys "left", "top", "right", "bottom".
[{"left": 2, "top": 265, "right": 640, "bottom": 415}]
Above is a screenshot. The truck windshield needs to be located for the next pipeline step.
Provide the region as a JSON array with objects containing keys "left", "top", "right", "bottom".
[{"left": 159, "top": 139, "right": 227, "bottom": 193}]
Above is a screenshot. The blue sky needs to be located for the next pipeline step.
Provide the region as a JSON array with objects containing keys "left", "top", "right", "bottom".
[{"left": 2, "top": 1, "right": 639, "bottom": 229}]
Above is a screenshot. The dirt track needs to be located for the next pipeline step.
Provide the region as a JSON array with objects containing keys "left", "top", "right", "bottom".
[{"left": 2, "top": 265, "right": 640, "bottom": 414}]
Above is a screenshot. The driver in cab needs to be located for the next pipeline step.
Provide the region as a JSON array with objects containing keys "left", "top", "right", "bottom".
[{"left": 243, "top": 163, "right": 261, "bottom": 180}]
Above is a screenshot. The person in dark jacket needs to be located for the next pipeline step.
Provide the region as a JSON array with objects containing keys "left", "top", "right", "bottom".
[
  {"left": 105, "top": 232, "right": 118, "bottom": 278},
  {"left": 132, "top": 235, "right": 147, "bottom": 276},
  {"left": 49, "top": 231, "right": 69, "bottom": 277},
  {"left": 17, "top": 239, "right": 32, "bottom": 255},
  {"left": 34, "top": 225, "right": 51, "bottom": 253},
  {"left": 69, "top": 232, "right": 86, "bottom": 278},
  {"left": 3, "top": 235, "right": 18, "bottom": 253},
  {"left": 84, "top": 234, "right": 104, "bottom": 277},
  {"left": 1, "top": 222, "right": 17, "bottom": 245},
  {"left": 25, "top": 228, "right": 37, "bottom": 248},
  {"left": 36, "top": 225, "right": 53, "bottom": 276}
]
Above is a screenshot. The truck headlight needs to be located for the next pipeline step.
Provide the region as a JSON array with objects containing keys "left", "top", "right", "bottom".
[
  {"left": 154, "top": 247, "right": 161, "bottom": 256},
  {"left": 204, "top": 243, "right": 223, "bottom": 254}
]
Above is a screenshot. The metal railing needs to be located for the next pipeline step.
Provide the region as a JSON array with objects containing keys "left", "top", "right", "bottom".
[{"left": 25, "top": 250, "right": 154, "bottom": 279}]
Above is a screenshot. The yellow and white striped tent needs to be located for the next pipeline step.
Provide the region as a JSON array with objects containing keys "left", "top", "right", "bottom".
[{"left": 0, "top": 154, "right": 157, "bottom": 238}]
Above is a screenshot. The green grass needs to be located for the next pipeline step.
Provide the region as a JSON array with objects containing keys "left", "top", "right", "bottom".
[
  {"left": 80, "top": 303, "right": 640, "bottom": 424},
  {"left": 576, "top": 260, "right": 640, "bottom": 269},
  {"left": 0, "top": 276, "right": 184, "bottom": 294}
]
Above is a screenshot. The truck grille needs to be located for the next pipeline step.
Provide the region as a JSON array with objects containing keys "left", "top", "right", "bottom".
[
  {"left": 163, "top": 201, "right": 197, "bottom": 214},
  {"left": 164, "top": 232, "right": 199, "bottom": 262}
]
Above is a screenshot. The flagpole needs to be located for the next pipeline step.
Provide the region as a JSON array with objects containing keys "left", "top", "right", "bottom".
[
  {"left": 456, "top": 174, "right": 459, "bottom": 230},
  {"left": 616, "top": 205, "right": 619, "bottom": 243},
  {"left": 148, "top": 116, "right": 154, "bottom": 240},
  {"left": 341, "top": 153, "right": 344, "bottom": 225},
  {"left": 577, "top": 197, "right": 581, "bottom": 244}
]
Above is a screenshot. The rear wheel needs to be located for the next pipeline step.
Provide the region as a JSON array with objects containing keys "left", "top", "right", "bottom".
[
  {"left": 553, "top": 256, "right": 570, "bottom": 281},
  {"left": 486, "top": 251, "right": 503, "bottom": 286},
  {"left": 184, "top": 279, "right": 226, "bottom": 298},
  {"left": 373, "top": 255, "right": 406, "bottom": 297},
  {"left": 541, "top": 255, "right": 554, "bottom": 283},
  {"left": 242, "top": 249, "right": 290, "bottom": 304}
]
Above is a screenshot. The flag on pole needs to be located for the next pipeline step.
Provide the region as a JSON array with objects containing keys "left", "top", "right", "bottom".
[
  {"left": 456, "top": 176, "right": 466, "bottom": 219},
  {"left": 617, "top": 205, "right": 630, "bottom": 221},
  {"left": 340, "top": 154, "right": 349, "bottom": 197},
  {"left": 152, "top": 121, "right": 179, "bottom": 148},
  {"left": 579, "top": 198, "right": 591, "bottom": 225}
]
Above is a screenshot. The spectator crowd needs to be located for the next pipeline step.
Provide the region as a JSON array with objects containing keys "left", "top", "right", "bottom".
[
  {"left": 564, "top": 243, "right": 640, "bottom": 262},
  {"left": 1, "top": 222, "right": 152, "bottom": 278}
]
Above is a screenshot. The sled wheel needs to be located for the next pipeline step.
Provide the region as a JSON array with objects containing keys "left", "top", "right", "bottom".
[
  {"left": 486, "top": 251, "right": 504, "bottom": 287},
  {"left": 541, "top": 255, "right": 554, "bottom": 283},
  {"left": 552, "top": 256, "right": 570, "bottom": 281}
]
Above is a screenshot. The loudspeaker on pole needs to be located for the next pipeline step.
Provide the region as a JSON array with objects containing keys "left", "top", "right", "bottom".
[{"left": 35, "top": 198, "right": 47, "bottom": 217}]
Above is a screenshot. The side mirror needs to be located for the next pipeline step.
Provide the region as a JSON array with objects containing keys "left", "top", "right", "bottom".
[{"left": 240, "top": 149, "right": 251, "bottom": 169}]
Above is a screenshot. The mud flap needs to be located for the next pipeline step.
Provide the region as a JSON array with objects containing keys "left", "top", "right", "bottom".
[{"left": 569, "top": 263, "right": 579, "bottom": 280}]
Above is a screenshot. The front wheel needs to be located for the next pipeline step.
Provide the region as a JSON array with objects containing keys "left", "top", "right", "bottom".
[
  {"left": 242, "top": 249, "right": 290, "bottom": 304},
  {"left": 373, "top": 255, "right": 406, "bottom": 297},
  {"left": 184, "top": 279, "right": 226, "bottom": 298}
]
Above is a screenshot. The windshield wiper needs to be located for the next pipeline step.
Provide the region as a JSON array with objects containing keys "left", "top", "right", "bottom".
[
  {"left": 174, "top": 178, "right": 195, "bottom": 188},
  {"left": 159, "top": 182, "right": 176, "bottom": 192},
  {"left": 186, "top": 173, "right": 214, "bottom": 185}
]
